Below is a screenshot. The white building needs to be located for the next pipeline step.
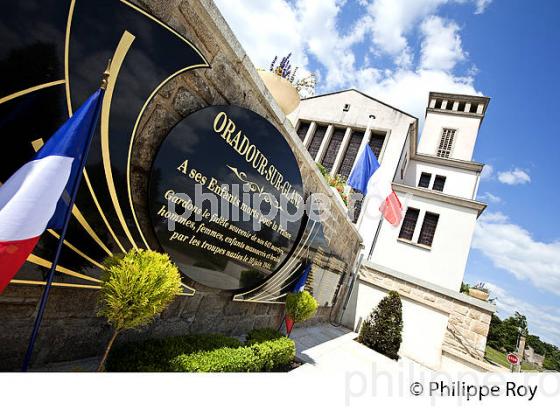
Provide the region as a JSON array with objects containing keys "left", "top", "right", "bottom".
[{"left": 289, "top": 90, "right": 498, "bottom": 371}]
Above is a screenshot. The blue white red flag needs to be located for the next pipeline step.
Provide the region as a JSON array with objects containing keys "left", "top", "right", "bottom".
[
  {"left": 292, "top": 263, "right": 311, "bottom": 293},
  {"left": 0, "top": 89, "right": 103, "bottom": 293},
  {"left": 347, "top": 145, "right": 402, "bottom": 226}
]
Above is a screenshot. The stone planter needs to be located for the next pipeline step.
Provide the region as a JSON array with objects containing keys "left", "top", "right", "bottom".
[
  {"left": 468, "top": 288, "right": 489, "bottom": 301},
  {"left": 258, "top": 70, "right": 300, "bottom": 115}
]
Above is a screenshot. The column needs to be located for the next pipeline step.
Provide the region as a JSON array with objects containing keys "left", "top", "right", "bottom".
[
  {"left": 315, "top": 124, "right": 334, "bottom": 163},
  {"left": 330, "top": 127, "right": 352, "bottom": 177},
  {"left": 302, "top": 121, "right": 317, "bottom": 148}
]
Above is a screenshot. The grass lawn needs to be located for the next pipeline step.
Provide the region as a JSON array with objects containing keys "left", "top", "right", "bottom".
[
  {"left": 485, "top": 346, "right": 510, "bottom": 368},
  {"left": 485, "top": 346, "right": 540, "bottom": 372}
]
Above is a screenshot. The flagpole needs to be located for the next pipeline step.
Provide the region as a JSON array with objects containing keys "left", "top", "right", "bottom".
[{"left": 21, "top": 65, "right": 110, "bottom": 371}]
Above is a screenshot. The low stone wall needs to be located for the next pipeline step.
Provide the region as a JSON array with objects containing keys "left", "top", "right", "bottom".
[
  {"left": 350, "top": 262, "right": 495, "bottom": 366},
  {"left": 0, "top": 0, "right": 361, "bottom": 370}
]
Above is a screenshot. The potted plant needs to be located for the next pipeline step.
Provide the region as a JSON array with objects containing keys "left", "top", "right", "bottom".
[
  {"left": 468, "top": 282, "right": 490, "bottom": 301},
  {"left": 96, "top": 249, "right": 182, "bottom": 371},
  {"left": 258, "top": 54, "right": 315, "bottom": 114}
]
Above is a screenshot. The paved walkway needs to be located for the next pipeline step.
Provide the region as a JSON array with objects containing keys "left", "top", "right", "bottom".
[{"left": 290, "top": 323, "right": 431, "bottom": 375}]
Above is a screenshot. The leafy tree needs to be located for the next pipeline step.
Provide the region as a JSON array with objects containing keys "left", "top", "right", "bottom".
[
  {"left": 97, "top": 249, "right": 182, "bottom": 371},
  {"left": 358, "top": 291, "right": 403, "bottom": 360}
]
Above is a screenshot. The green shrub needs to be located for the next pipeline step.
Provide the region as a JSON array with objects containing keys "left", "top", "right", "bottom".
[
  {"left": 358, "top": 291, "right": 403, "bottom": 360},
  {"left": 250, "top": 338, "right": 295, "bottom": 371},
  {"left": 106, "top": 334, "right": 242, "bottom": 372},
  {"left": 106, "top": 332, "right": 295, "bottom": 372},
  {"left": 245, "top": 328, "right": 284, "bottom": 345},
  {"left": 170, "top": 337, "right": 296, "bottom": 372},
  {"left": 170, "top": 346, "right": 261, "bottom": 372},
  {"left": 286, "top": 290, "right": 318, "bottom": 323},
  {"left": 97, "top": 249, "right": 182, "bottom": 371}
]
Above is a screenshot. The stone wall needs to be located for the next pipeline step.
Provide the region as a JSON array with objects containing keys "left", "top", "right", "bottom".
[
  {"left": 356, "top": 262, "right": 495, "bottom": 362},
  {"left": 0, "top": 0, "right": 361, "bottom": 370}
]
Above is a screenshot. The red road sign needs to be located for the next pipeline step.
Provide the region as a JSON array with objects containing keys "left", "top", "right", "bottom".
[{"left": 507, "top": 353, "right": 519, "bottom": 365}]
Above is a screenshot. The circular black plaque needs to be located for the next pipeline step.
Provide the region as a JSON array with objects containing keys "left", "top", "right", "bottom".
[{"left": 149, "top": 106, "right": 304, "bottom": 290}]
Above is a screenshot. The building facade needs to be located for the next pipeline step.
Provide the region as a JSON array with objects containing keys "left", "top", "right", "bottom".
[{"left": 291, "top": 90, "right": 497, "bottom": 371}]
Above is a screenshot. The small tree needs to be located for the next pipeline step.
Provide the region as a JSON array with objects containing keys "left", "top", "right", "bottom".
[
  {"left": 285, "top": 291, "right": 318, "bottom": 335},
  {"left": 358, "top": 291, "right": 403, "bottom": 360},
  {"left": 96, "top": 249, "right": 182, "bottom": 371}
]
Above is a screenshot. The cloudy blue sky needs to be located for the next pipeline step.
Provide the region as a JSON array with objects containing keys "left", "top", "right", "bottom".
[{"left": 215, "top": 0, "right": 560, "bottom": 345}]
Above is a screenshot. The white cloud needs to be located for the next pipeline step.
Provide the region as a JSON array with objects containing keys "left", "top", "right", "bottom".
[
  {"left": 478, "top": 191, "right": 502, "bottom": 204},
  {"left": 420, "top": 16, "right": 466, "bottom": 71},
  {"left": 480, "top": 164, "right": 494, "bottom": 180},
  {"left": 360, "top": 69, "right": 477, "bottom": 121},
  {"left": 472, "top": 212, "right": 560, "bottom": 296},
  {"left": 497, "top": 168, "right": 531, "bottom": 185},
  {"left": 485, "top": 283, "right": 560, "bottom": 346},
  {"left": 474, "top": 0, "right": 492, "bottom": 14},
  {"left": 214, "top": 0, "right": 306, "bottom": 71},
  {"left": 215, "top": 0, "right": 486, "bottom": 118}
]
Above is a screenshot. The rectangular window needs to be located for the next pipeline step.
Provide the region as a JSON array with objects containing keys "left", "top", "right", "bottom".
[
  {"left": 418, "top": 212, "right": 439, "bottom": 247},
  {"left": 338, "top": 130, "right": 362, "bottom": 179},
  {"left": 398, "top": 208, "right": 419, "bottom": 241},
  {"left": 368, "top": 131, "right": 386, "bottom": 158},
  {"left": 322, "top": 127, "right": 345, "bottom": 171},
  {"left": 296, "top": 121, "right": 310, "bottom": 142},
  {"left": 418, "top": 172, "right": 431, "bottom": 188},
  {"left": 307, "top": 125, "right": 327, "bottom": 159},
  {"left": 469, "top": 103, "right": 478, "bottom": 113},
  {"left": 432, "top": 175, "right": 446, "bottom": 192},
  {"left": 436, "top": 128, "right": 456, "bottom": 158}
]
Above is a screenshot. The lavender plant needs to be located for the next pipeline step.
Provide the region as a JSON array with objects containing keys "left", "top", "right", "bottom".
[{"left": 269, "top": 53, "right": 316, "bottom": 97}]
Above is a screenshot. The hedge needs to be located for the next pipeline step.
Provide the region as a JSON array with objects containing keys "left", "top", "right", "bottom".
[
  {"left": 170, "top": 337, "right": 295, "bottom": 372},
  {"left": 245, "top": 328, "right": 284, "bottom": 345},
  {"left": 105, "top": 334, "right": 242, "bottom": 372},
  {"left": 106, "top": 330, "right": 295, "bottom": 372}
]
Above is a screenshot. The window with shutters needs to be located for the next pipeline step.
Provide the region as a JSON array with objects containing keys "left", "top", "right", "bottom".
[
  {"left": 398, "top": 208, "right": 419, "bottom": 241},
  {"left": 432, "top": 175, "right": 446, "bottom": 192},
  {"left": 338, "top": 130, "right": 362, "bottom": 179},
  {"left": 307, "top": 125, "right": 327, "bottom": 159},
  {"left": 436, "top": 128, "right": 456, "bottom": 158},
  {"left": 418, "top": 212, "right": 439, "bottom": 247},
  {"left": 296, "top": 121, "right": 310, "bottom": 142},
  {"left": 321, "top": 127, "right": 345, "bottom": 171},
  {"left": 418, "top": 172, "right": 431, "bottom": 188},
  {"left": 368, "top": 132, "right": 386, "bottom": 158}
]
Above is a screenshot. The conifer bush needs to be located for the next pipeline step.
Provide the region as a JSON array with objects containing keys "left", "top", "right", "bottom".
[
  {"left": 358, "top": 291, "right": 403, "bottom": 360},
  {"left": 97, "top": 249, "right": 182, "bottom": 371}
]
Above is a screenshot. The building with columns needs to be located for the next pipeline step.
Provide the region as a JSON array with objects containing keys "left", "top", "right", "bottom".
[{"left": 289, "top": 90, "right": 498, "bottom": 371}]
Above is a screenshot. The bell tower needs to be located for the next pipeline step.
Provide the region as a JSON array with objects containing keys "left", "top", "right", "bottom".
[{"left": 417, "top": 92, "right": 490, "bottom": 162}]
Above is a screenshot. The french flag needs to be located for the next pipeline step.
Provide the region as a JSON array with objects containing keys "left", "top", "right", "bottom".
[
  {"left": 0, "top": 89, "right": 103, "bottom": 293},
  {"left": 347, "top": 145, "right": 402, "bottom": 226}
]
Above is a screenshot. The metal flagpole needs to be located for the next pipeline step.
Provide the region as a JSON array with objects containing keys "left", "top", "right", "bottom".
[{"left": 21, "top": 65, "right": 110, "bottom": 371}]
